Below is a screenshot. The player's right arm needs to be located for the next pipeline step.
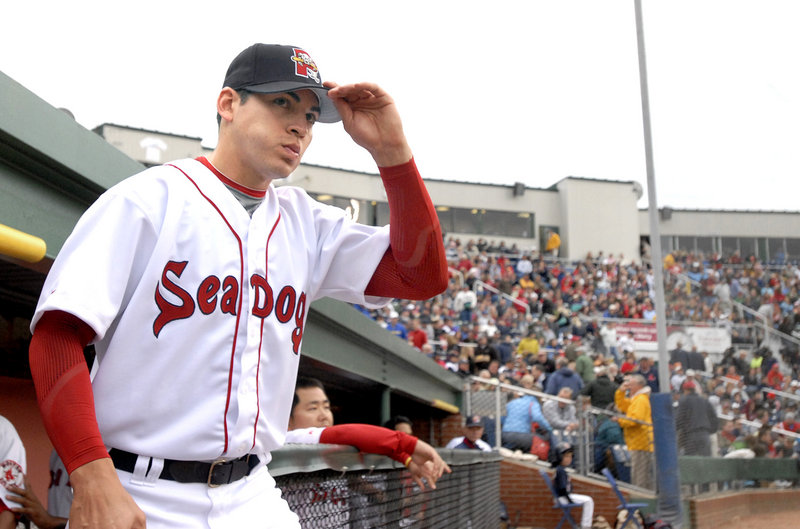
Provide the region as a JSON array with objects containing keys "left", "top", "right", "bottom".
[
  {"left": 68, "top": 459, "right": 145, "bottom": 528},
  {"left": 286, "top": 424, "right": 451, "bottom": 489},
  {"left": 29, "top": 310, "right": 146, "bottom": 529}
]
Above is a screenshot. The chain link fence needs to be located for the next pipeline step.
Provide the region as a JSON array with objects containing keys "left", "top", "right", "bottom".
[
  {"left": 271, "top": 445, "right": 502, "bottom": 528},
  {"left": 465, "top": 376, "right": 656, "bottom": 492}
]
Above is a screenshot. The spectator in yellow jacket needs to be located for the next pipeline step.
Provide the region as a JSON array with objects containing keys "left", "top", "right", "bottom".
[
  {"left": 614, "top": 374, "right": 654, "bottom": 489},
  {"left": 516, "top": 328, "right": 540, "bottom": 360}
]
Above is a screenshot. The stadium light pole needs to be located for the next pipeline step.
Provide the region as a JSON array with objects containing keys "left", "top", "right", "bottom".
[
  {"left": 634, "top": 2, "right": 683, "bottom": 528},
  {"left": 634, "top": 0, "right": 668, "bottom": 392}
]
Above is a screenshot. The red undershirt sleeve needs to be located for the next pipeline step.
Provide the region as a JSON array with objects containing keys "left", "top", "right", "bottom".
[
  {"left": 28, "top": 310, "right": 109, "bottom": 474},
  {"left": 365, "top": 158, "right": 448, "bottom": 300},
  {"left": 318, "top": 424, "right": 418, "bottom": 465}
]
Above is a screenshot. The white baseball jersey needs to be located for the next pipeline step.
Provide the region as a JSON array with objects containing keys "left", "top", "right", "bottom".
[
  {"left": 444, "top": 436, "right": 492, "bottom": 452},
  {"left": 47, "top": 450, "right": 72, "bottom": 518},
  {"left": 0, "top": 415, "right": 26, "bottom": 510},
  {"left": 32, "top": 157, "right": 391, "bottom": 462}
]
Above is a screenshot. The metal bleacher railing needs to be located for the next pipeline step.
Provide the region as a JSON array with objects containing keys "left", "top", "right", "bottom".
[
  {"left": 464, "top": 375, "right": 657, "bottom": 493},
  {"left": 465, "top": 372, "right": 800, "bottom": 500},
  {"left": 669, "top": 269, "right": 800, "bottom": 355},
  {"left": 270, "top": 443, "right": 502, "bottom": 528}
]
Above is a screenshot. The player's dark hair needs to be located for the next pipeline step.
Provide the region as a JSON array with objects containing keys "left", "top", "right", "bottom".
[
  {"left": 216, "top": 89, "right": 251, "bottom": 127},
  {"left": 292, "top": 377, "right": 326, "bottom": 412},
  {"left": 383, "top": 415, "right": 412, "bottom": 430}
]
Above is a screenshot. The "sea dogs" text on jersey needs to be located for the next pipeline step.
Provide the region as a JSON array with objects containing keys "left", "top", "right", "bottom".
[{"left": 153, "top": 260, "right": 306, "bottom": 353}]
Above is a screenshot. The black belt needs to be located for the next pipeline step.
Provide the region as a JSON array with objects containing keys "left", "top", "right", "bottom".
[{"left": 109, "top": 448, "right": 260, "bottom": 487}]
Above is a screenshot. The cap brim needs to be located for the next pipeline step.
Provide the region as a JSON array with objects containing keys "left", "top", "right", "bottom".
[{"left": 241, "top": 81, "right": 341, "bottom": 123}]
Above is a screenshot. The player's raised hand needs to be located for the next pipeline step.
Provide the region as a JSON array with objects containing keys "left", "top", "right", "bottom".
[
  {"left": 406, "top": 439, "right": 451, "bottom": 490},
  {"left": 324, "top": 81, "right": 412, "bottom": 167},
  {"left": 69, "top": 459, "right": 146, "bottom": 529}
]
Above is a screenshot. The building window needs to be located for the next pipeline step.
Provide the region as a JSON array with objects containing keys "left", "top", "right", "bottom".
[
  {"left": 480, "top": 210, "right": 534, "bottom": 237},
  {"left": 721, "top": 237, "right": 739, "bottom": 257},
  {"left": 676, "top": 236, "right": 694, "bottom": 253},
  {"left": 376, "top": 202, "right": 391, "bottom": 226},
  {"left": 739, "top": 237, "right": 757, "bottom": 259},
  {"left": 696, "top": 236, "right": 713, "bottom": 255},
  {"left": 452, "top": 207, "right": 482, "bottom": 234},
  {"left": 326, "top": 197, "right": 535, "bottom": 239},
  {"left": 768, "top": 238, "right": 786, "bottom": 263},
  {"left": 660, "top": 236, "right": 673, "bottom": 255}
]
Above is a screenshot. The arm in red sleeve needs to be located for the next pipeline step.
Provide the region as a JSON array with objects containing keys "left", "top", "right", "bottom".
[
  {"left": 28, "top": 311, "right": 109, "bottom": 474},
  {"left": 365, "top": 158, "right": 448, "bottom": 300},
  {"left": 318, "top": 424, "right": 418, "bottom": 465}
]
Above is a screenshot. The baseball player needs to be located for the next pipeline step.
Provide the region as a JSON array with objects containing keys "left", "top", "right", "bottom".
[
  {"left": 285, "top": 378, "right": 449, "bottom": 528},
  {"left": 0, "top": 415, "right": 26, "bottom": 529},
  {"left": 4, "top": 450, "right": 70, "bottom": 529},
  {"left": 286, "top": 377, "right": 448, "bottom": 489},
  {"left": 28, "top": 43, "right": 447, "bottom": 529},
  {"left": 444, "top": 415, "right": 493, "bottom": 451}
]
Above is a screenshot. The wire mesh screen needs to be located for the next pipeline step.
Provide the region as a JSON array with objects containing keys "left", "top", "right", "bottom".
[{"left": 275, "top": 453, "right": 501, "bottom": 528}]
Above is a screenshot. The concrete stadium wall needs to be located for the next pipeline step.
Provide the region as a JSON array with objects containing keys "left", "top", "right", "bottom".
[
  {"left": 638, "top": 208, "right": 800, "bottom": 238},
  {"left": 558, "top": 177, "right": 642, "bottom": 263}
]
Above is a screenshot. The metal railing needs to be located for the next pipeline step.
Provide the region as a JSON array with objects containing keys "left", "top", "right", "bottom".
[
  {"left": 464, "top": 376, "right": 656, "bottom": 492},
  {"left": 669, "top": 270, "right": 800, "bottom": 353},
  {"left": 271, "top": 443, "right": 502, "bottom": 528},
  {"left": 473, "top": 279, "right": 531, "bottom": 319},
  {"left": 465, "top": 372, "right": 800, "bottom": 500}
]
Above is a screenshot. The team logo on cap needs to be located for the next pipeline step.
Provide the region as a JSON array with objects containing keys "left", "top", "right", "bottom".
[
  {"left": 291, "top": 48, "right": 321, "bottom": 83},
  {"left": 0, "top": 459, "right": 23, "bottom": 490}
]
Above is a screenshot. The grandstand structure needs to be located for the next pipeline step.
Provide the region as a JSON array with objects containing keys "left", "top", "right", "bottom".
[{"left": 94, "top": 122, "right": 800, "bottom": 266}]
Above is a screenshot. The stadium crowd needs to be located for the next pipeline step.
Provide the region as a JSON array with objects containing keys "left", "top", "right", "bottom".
[{"left": 354, "top": 237, "right": 800, "bottom": 463}]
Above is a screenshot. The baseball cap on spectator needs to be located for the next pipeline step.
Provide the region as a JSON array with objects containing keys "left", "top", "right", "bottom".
[
  {"left": 223, "top": 43, "right": 341, "bottom": 123},
  {"left": 682, "top": 380, "right": 696, "bottom": 391},
  {"left": 465, "top": 415, "right": 484, "bottom": 428}
]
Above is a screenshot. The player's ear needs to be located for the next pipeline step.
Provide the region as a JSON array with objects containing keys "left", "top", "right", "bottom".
[{"left": 217, "top": 88, "right": 238, "bottom": 125}]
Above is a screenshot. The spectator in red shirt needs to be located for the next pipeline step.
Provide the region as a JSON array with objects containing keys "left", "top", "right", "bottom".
[
  {"left": 765, "top": 363, "right": 785, "bottom": 390},
  {"left": 780, "top": 412, "right": 800, "bottom": 433},
  {"left": 407, "top": 318, "right": 428, "bottom": 350},
  {"left": 620, "top": 351, "right": 637, "bottom": 374}
]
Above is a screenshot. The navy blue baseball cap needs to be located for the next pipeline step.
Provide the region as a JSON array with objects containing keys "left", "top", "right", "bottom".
[
  {"left": 465, "top": 415, "right": 484, "bottom": 428},
  {"left": 223, "top": 44, "right": 341, "bottom": 123}
]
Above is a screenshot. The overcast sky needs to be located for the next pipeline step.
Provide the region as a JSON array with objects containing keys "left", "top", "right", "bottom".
[{"left": 3, "top": 1, "right": 798, "bottom": 211}]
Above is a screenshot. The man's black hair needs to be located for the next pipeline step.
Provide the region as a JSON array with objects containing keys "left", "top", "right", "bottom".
[
  {"left": 292, "top": 377, "right": 326, "bottom": 412},
  {"left": 383, "top": 415, "right": 412, "bottom": 429}
]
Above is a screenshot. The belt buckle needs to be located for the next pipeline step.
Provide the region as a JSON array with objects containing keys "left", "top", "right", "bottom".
[{"left": 207, "top": 458, "right": 228, "bottom": 488}]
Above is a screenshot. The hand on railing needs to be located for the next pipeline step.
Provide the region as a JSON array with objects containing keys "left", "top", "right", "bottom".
[{"left": 407, "top": 439, "right": 452, "bottom": 490}]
